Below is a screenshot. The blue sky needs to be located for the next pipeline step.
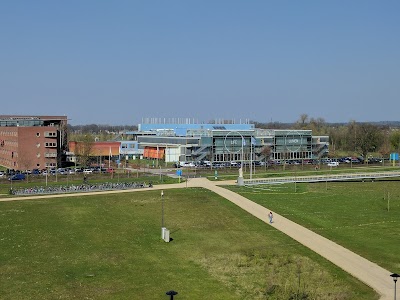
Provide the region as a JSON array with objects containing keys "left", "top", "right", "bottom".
[{"left": 1, "top": 1, "right": 399, "bottom": 125}]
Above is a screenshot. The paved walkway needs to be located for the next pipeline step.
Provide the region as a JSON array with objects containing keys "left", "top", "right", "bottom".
[{"left": 1, "top": 178, "right": 394, "bottom": 299}]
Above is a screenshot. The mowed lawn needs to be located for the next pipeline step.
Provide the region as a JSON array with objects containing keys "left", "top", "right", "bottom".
[
  {"left": 0, "top": 188, "right": 377, "bottom": 299},
  {"left": 228, "top": 179, "right": 400, "bottom": 272}
]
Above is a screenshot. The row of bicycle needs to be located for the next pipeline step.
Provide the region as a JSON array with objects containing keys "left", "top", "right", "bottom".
[{"left": 10, "top": 181, "right": 153, "bottom": 195}]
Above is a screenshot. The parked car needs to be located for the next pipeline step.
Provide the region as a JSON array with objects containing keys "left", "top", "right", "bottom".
[
  {"left": 327, "top": 162, "right": 339, "bottom": 167},
  {"left": 180, "top": 161, "right": 195, "bottom": 167},
  {"left": 57, "top": 168, "right": 67, "bottom": 175},
  {"left": 32, "top": 169, "right": 41, "bottom": 175},
  {"left": 9, "top": 174, "right": 26, "bottom": 181},
  {"left": 0, "top": 171, "right": 5, "bottom": 178},
  {"left": 83, "top": 169, "right": 93, "bottom": 174}
]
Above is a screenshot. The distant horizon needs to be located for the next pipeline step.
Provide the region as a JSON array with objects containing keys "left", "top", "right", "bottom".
[{"left": 67, "top": 117, "right": 400, "bottom": 127}]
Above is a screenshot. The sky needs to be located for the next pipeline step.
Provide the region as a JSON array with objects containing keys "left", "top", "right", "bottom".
[{"left": 1, "top": 1, "right": 399, "bottom": 125}]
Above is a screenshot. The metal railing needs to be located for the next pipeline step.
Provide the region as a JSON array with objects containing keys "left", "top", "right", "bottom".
[{"left": 244, "top": 171, "right": 400, "bottom": 185}]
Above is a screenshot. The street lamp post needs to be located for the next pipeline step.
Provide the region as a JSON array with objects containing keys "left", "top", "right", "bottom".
[
  {"left": 161, "top": 190, "right": 165, "bottom": 229},
  {"left": 391, "top": 273, "right": 399, "bottom": 300}
]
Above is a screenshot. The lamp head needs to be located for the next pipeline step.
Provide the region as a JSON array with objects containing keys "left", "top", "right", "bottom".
[
  {"left": 391, "top": 273, "right": 400, "bottom": 282},
  {"left": 166, "top": 290, "right": 178, "bottom": 296}
]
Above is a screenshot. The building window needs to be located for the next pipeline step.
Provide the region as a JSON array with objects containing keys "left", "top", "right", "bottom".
[
  {"left": 36, "top": 143, "right": 40, "bottom": 148},
  {"left": 36, "top": 153, "right": 41, "bottom": 158},
  {"left": 37, "top": 133, "right": 40, "bottom": 137}
]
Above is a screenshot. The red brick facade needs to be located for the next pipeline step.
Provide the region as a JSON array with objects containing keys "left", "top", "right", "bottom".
[{"left": 0, "top": 115, "right": 68, "bottom": 170}]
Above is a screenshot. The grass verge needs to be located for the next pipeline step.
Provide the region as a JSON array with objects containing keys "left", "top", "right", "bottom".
[{"left": 227, "top": 179, "right": 400, "bottom": 272}]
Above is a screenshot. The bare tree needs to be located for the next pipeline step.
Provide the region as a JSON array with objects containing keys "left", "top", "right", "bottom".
[
  {"left": 18, "top": 151, "right": 32, "bottom": 183},
  {"left": 260, "top": 146, "right": 272, "bottom": 169},
  {"left": 355, "top": 123, "right": 383, "bottom": 160},
  {"left": 74, "top": 135, "right": 95, "bottom": 167},
  {"left": 309, "top": 117, "right": 327, "bottom": 135},
  {"left": 295, "top": 114, "right": 309, "bottom": 129}
]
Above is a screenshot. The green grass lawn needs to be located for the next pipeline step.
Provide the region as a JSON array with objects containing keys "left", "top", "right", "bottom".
[
  {"left": 227, "top": 180, "right": 400, "bottom": 272},
  {"left": 0, "top": 188, "right": 377, "bottom": 299}
]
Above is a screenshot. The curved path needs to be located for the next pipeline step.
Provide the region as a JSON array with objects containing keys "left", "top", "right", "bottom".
[{"left": 1, "top": 178, "right": 394, "bottom": 299}]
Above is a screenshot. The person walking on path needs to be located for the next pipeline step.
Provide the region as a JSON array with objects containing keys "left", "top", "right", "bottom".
[{"left": 269, "top": 211, "right": 273, "bottom": 224}]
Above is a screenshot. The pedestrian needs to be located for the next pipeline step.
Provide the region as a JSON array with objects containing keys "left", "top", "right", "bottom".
[{"left": 269, "top": 211, "right": 273, "bottom": 224}]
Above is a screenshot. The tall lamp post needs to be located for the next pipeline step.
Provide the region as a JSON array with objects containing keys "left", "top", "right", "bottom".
[
  {"left": 391, "top": 273, "right": 399, "bottom": 300},
  {"left": 161, "top": 190, "right": 165, "bottom": 232}
]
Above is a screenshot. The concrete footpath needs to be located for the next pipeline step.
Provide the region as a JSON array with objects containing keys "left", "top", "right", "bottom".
[{"left": 1, "top": 178, "right": 394, "bottom": 299}]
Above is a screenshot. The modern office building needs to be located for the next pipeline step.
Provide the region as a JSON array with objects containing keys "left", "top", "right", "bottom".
[
  {"left": 0, "top": 115, "right": 68, "bottom": 170},
  {"left": 124, "top": 119, "right": 329, "bottom": 164}
]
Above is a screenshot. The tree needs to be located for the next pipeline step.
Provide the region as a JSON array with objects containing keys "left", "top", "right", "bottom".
[
  {"left": 296, "top": 114, "right": 309, "bottom": 129},
  {"left": 74, "top": 135, "right": 95, "bottom": 167},
  {"left": 309, "top": 117, "right": 327, "bottom": 135},
  {"left": 355, "top": 123, "right": 383, "bottom": 159},
  {"left": 389, "top": 130, "right": 400, "bottom": 153},
  {"left": 346, "top": 120, "right": 358, "bottom": 154},
  {"left": 18, "top": 150, "right": 32, "bottom": 183},
  {"left": 260, "top": 146, "right": 272, "bottom": 168}
]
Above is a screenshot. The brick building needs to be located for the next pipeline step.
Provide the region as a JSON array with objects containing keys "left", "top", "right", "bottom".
[{"left": 0, "top": 115, "right": 68, "bottom": 171}]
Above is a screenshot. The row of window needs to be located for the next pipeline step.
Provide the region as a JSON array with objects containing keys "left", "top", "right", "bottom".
[
  {"left": 0, "top": 140, "right": 18, "bottom": 148},
  {"left": 0, "top": 157, "right": 57, "bottom": 169},
  {"left": 273, "top": 152, "right": 312, "bottom": 160},
  {"left": 45, "top": 142, "right": 57, "bottom": 147},
  {"left": 0, "top": 149, "right": 18, "bottom": 157},
  {"left": 121, "top": 143, "right": 137, "bottom": 149},
  {"left": 45, "top": 131, "right": 57, "bottom": 137},
  {"left": 0, "top": 131, "right": 18, "bottom": 137},
  {"left": 36, "top": 131, "right": 57, "bottom": 137}
]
